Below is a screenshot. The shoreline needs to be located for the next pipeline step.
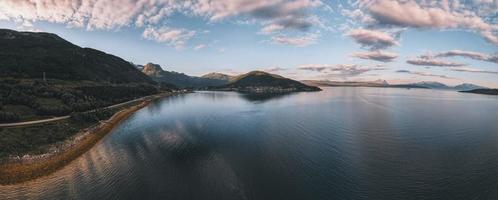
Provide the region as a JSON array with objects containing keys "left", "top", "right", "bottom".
[{"left": 0, "top": 92, "right": 174, "bottom": 185}]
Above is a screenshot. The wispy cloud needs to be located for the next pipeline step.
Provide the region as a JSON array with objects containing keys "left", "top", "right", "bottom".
[
  {"left": 190, "top": 0, "right": 323, "bottom": 34},
  {"left": 360, "top": 0, "right": 498, "bottom": 45},
  {"left": 450, "top": 67, "right": 498, "bottom": 75},
  {"left": 396, "top": 70, "right": 453, "bottom": 79},
  {"left": 432, "top": 50, "right": 498, "bottom": 64},
  {"left": 142, "top": 26, "right": 195, "bottom": 49},
  {"left": 299, "top": 64, "right": 387, "bottom": 78},
  {"left": 0, "top": 0, "right": 182, "bottom": 30},
  {"left": 194, "top": 44, "right": 206, "bottom": 50},
  {"left": 0, "top": 0, "right": 326, "bottom": 47},
  {"left": 352, "top": 51, "right": 398, "bottom": 62},
  {"left": 407, "top": 58, "right": 466, "bottom": 67},
  {"left": 346, "top": 28, "right": 399, "bottom": 50},
  {"left": 271, "top": 32, "right": 319, "bottom": 47},
  {"left": 262, "top": 67, "right": 287, "bottom": 72}
]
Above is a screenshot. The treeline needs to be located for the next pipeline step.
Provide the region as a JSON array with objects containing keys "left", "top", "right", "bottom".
[{"left": 0, "top": 79, "right": 160, "bottom": 123}]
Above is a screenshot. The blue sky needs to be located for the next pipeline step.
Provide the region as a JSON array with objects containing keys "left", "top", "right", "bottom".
[{"left": 0, "top": 0, "right": 497, "bottom": 87}]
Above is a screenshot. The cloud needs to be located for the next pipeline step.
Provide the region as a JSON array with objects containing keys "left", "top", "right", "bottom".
[
  {"left": 190, "top": 0, "right": 323, "bottom": 34},
  {"left": 451, "top": 67, "right": 498, "bottom": 75},
  {"left": 407, "top": 58, "right": 466, "bottom": 67},
  {"left": 0, "top": 0, "right": 326, "bottom": 43},
  {"left": 433, "top": 50, "right": 498, "bottom": 64},
  {"left": 298, "top": 64, "right": 387, "bottom": 77},
  {"left": 142, "top": 26, "right": 195, "bottom": 49},
  {"left": 362, "top": 0, "right": 498, "bottom": 45},
  {"left": 194, "top": 44, "right": 206, "bottom": 50},
  {"left": 352, "top": 51, "right": 398, "bottom": 62},
  {"left": 396, "top": 69, "right": 453, "bottom": 79},
  {"left": 346, "top": 28, "right": 399, "bottom": 49},
  {"left": 262, "top": 67, "right": 287, "bottom": 72},
  {"left": 271, "top": 32, "right": 319, "bottom": 47},
  {"left": 0, "top": 0, "right": 183, "bottom": 30}
]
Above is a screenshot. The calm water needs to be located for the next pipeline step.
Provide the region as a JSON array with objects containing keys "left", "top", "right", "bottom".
[{"left": 1, "top": 87, "right": 498, "bottom": 200}]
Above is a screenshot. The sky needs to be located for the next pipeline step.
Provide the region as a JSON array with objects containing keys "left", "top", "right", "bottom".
[{"left": 0, "top": 0, "right": 497, "bottom": 87}]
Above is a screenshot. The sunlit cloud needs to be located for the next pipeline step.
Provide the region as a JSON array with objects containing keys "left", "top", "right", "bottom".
[
  {"left": 407, "top": 58, "right": 466, "bottom": 67},
  {"left": 352, "top": 51, "right": 398, "bottom": 62},
  {"left": 194, "top": 44, "right": 206, "bottom": 50},
  {"left": 396, "top": 69, "right": 454, "bottom": 79},
  {"left": 346, "top": 28, "right": 399, "bottom": 50},
  {"left": 299, "top": 64, "right": 387, "bottom": 78},
  {"left": 451, "top": 67, "right": 498, "bottom": 75},
  {"left": 142, "top": 26, "right": 195, "bottom": 49},
  {"left": 271, "top": 32, "right": 319, "bottom": 47},
  {"left": 432, "top": 50, "right": 498, "bottom": 64},
  {"left": 359, "top": 0, "right": 498, "bottom": 45}
]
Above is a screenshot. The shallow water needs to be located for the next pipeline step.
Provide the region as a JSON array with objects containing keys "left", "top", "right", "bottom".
[{"left": 1, "top": 87, "right": 498, "bottom": 200}]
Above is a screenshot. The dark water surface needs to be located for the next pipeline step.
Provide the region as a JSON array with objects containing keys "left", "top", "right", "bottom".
[{"left": 2, "top": 88, "right": 498, "bottom": 200}]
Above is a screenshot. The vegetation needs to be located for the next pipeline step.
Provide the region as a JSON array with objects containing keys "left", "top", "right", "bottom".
[
  {"left": 0, "top": 29, "right": 173, "bottom": 163},
  {"left": 0, "top": 79, "right": 159, "bottom": 122},
  {"left": 219, "top": 71, "right": 321, "bottom": 93},
  {"left": 0, "top": 29, "right": 153, "bottom": 84},
  {"left": 0, "top": 103, "right": 136, "bottom": 159}
]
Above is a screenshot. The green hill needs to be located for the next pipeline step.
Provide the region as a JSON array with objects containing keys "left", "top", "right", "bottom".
[
  {"left": 224, "top": 71, "right": 321, "bottom": 93},
  {"left": 0, "top": 29, "right": 153, "bottom": 84},
  {"left": 0, "top": 29, "right": 163, "bottom": 123}
]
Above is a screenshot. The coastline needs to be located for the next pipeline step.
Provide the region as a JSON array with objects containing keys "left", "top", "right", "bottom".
[{"left": 0, "top": 92, "right": 174, "bottom": 185}]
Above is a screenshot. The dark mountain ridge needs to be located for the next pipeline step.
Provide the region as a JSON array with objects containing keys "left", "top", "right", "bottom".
[
  {"left": 140, "top": 63, "right": 228, "bottom": 88},
  {"left": 304, "top": 80, "right": 486, "bottom": 90},
  {"left": 460, "top": 89, "right": 498, "bottom": 95},
  {"left": 0, "top": 29, "right": 153, "bottom": 84}
]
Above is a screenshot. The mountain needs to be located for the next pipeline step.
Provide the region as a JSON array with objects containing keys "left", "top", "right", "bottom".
[
  {"left": 0, "top": 29, "right": 153, "bottom": 84},
  {"left": 409, "top": 81, "right": 450, "bottom": 89},
  {"left": 141, "top": 63, "right": 227, "bottom": 88},
  {"left": 221, "top": 71, "right": 321, "bottom": 93},
  {"left": 453, "top": 83, "right": 487, "bottom": 91},
  {"left": 300, "top": 80, "right": 489, "bottom": 91},
  {"left": 460, "top": 89, "right": 498, "bottom": 95},
  {"left": 302, "top": 80, "right": 390, "bottom": 87},
  {"left": 201, "top": 72, "right": 234, "bottom": 82},
  {"left": 408, "top": 82, "right": 486, "bottom": 90}
]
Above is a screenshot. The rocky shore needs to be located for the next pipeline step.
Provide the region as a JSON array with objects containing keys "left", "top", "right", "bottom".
[{"left": 0, "top": 92, "right": 173, "bottom": 185}]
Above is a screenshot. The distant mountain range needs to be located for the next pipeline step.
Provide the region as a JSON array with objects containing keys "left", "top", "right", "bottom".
[
  {"left": 303, "top": 80, "right": 487, "bottom": 91},
  {"left": 137, "top": 63, "right": 228, "bottom": 88},
  {"left": 138, "top": 64, "right": 319, "bottom": 93},
  {"left": 0, "top": 29, "right": 153, "bottom": 84}
]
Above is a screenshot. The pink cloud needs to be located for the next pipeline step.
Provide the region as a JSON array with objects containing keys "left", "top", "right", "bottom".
[
  {"left": 271, "top": 32, "right": 319, "bottom": 47},
  {"left": 346, "top": 28, "right": 399, "bottom": 50},
  {"left": 142, "top": 26, "right": 196, "bottom": 49},
  {"left": 363, "top": 0, "right": 498, "bottom": 44},
  {"left": 407, "top": 58, "right": 466, "bottom": 67},
  {"left": 433, "top": 50, "right": 498, "bottom": 64},
  {"left": 352, "top": 50, "right": 398, "bottom": 62}
]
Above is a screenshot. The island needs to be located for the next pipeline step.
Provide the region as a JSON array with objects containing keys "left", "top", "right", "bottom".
[
  {"left": 209, "top": 71, "right": 321, "bottom": 93},
  {"left": 460, "top": 89, "right": 498, "bottom": 95}
]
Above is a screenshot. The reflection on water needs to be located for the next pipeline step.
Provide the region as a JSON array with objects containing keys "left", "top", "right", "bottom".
[{"left": 1, "top": 88, "right": 498, "bottom": 200}]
